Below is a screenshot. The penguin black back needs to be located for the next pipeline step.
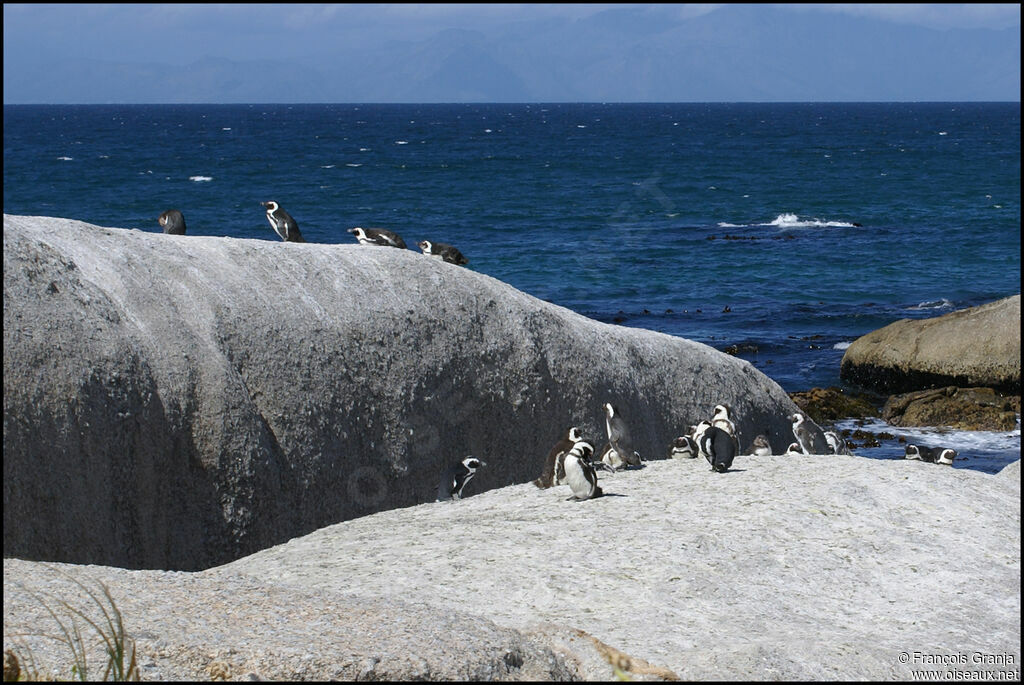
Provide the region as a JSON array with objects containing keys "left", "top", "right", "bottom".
[
  {"left": 261, "top": 201, "right": 305, "bottom": 243},
  {"left": 701, "top": 425, "right": 736, "bottom": 473},
  {"left": 158, "top": 209, "right": 187, "bottom": 235},
  {"left": 437, "top": 456, "right": 486, "bottom": 501}
]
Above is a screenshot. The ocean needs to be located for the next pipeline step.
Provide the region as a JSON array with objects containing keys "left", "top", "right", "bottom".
[{"left": 3, "top": 102, "right": 1020, "bottom": 471}]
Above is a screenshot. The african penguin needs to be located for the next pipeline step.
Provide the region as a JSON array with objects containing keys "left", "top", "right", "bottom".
[
  {"left": 602, "top": 403, "right": 641, "bottom": 467},
  {"left": 437, "top": 456, "right": 486, "bottom": 501},
  {"left": 418, "top": 240, "right": 469, "bottom": 265},
  {"left": 158, "top": 209, "right": 187, "bottom": 235},
  {"left": 748, "top": 434, "right": 772, "bottom": 456},
  {"left": 699, "top": 425, "right": 736, "bottom": 473},
  {"left": 784, "top": 442, "right": 804, "bottom": 456},
  {"left": 562, "top": 441, "right": 603, "bottom": 501},
  {"left": 261, "top": 201, "right": 305, "bottom": 243},
  {"left": 905, "top": 445, "right": 957, "bottom": 465},
  {"left": 711, "top": 404, "right": 737, "bottom": 436},
  {"left": 669, "top": 435, "right": 699, "bottom": 459},
  {"left": 691, "top": 420, "right": 714, "bottom": 461},
  {"left": 347, "top": 226, "right": 407, "bottom": 249},
  {"left": 534, "top": 426, "right": 583, "bottom": 489},
  {"left": 824, "top": 430, "right": 853, "bottom": 456},
  {"left": 790, "top": 412, "right": 829, "bottom": 455}
]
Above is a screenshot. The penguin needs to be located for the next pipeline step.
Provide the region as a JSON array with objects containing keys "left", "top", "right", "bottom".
[
  {"left": 691, "top": 420, "right": 714, "bottom": 461},
  {"left": 699, "top": 425, "right": 736, "bottom": 473},
  {"left": 905, "top": 445, "right": 957, "bottom": 465},
  {"left": 158, "top": 209, "right": 187, "bottom": 235},
  {"left": 418, "top": 240, "right": 469, "bottom": 265},
  {"left": 711, "top": 403, "right": 741, "bottom": 454},
  {"left": 904, "top": 444, "right": 931, "bottom": 462},
  {"left": 261, "top": 201, "right": 305, "bottom": 243},
  {"left": 784, "top": 442, "right": 804, "bottom": 456},
  {"left": 534, "top": 426, "right": 583, "bottom": 489},
  {"left": 602, "top": 402, "right": 641, "bottom": 468},
  {"left": 711, "top": 404, "right": 737, "bottom": 437},
  {"left": 436, "top": 456, "right": 486, "bottom": 501},
  {"left": 669, "top": 435, "right": 698, "bottom": 459},
  {"left": 747, "top": 434, "right": 772, "bottom": 456},
  {"left": 347, "top": 227, "right": 407, "bottom": 249},
  {"left": 790, "top": 412, "right": 829, "bottom": 455},
  {"left": 824, "top": 430, "right": 853, "bottom": 456},
  {"left": 562, "top": 441, "right": 602, "bottom": 501}
]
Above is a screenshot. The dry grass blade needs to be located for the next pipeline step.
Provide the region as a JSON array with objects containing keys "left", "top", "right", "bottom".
[{"left": 4, "top": 566, "right": 140, "bottom": 681}]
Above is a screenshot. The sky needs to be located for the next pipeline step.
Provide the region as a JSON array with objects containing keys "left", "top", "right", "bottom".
[{"left": 3, "top": 3, "right": 1021, "bottom": 103}]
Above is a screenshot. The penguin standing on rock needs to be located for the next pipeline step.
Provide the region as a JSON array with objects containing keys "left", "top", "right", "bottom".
[
  {"left": 699, "top": 425, "right": 736, "bottom": 473},
  {"left": 158, "top": 209, "right": 187, "bottom": 235},
  {"left": 599, "top": 403, "right": 642, "bottom": 469},
  {"left": 534, "top": 427, "right": 583, "bottom": 489},
  {"left": 562, "top": 441, "right": 603, "bottom": 501},
  {"left": 418, "top": 240, "right": 469, "bottom": 265},
  {"left": 437, "top": 456, "right": 486, "bottom": 501},
  {"left": 261, "top": 201, "right": 305, "bottom": 242},
  {"left": 790, "top": 412, "right": 829, "bottom": 455},
  {"left": 348, "top": 227, "right": 407, "bottom": 249}
]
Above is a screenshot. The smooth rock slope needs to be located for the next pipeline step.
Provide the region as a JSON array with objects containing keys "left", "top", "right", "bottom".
[
  {"left": 4, "top": 455, "right": 1019, "bottom": 680},
  {"left": 4, "top": 215, "right": 799, "bottom": 570},
  {"left": 840, "top": 295, "right": 1021, "bottom": 394}
]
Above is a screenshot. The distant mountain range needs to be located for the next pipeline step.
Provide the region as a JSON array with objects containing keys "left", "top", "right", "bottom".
[{"left": 4, "top": 4, "right": 1019, "bottom": 103}]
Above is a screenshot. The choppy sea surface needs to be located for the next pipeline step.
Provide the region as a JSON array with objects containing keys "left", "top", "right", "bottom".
[{"left": 3, "top": 103, "right": 1020, "bottom": 470}]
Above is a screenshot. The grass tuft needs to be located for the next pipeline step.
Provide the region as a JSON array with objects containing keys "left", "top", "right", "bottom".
[{"left": 4, "top": 566, "right": 139, "bottom": 681}]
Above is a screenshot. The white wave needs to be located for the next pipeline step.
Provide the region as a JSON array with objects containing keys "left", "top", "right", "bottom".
[
  {"left": 359, "top": 147, "right": 371, "bottom": 152},
  {"left": 394, "top": 140, "right": 409, "bottom": 145},
  {"left": 763, "top": 213, "right": 856, "bottom": 229},
  {"left": 576, "top": 125, "right": 586, "bottom": 128},
  {"left": 832, "top": 342, "right": 852, "bottom": 350},
  {"left": 222, "top": 127, "right": 231, "bottom": 131},
  {"left": 57, "top": 156, "right": 73, "bottom": 161},
  {"left": 345, "top": 163, "right": 362, "bottom": 167},
  {"left": 717, "top": 222, "right": 742, "bottom": 228},
  {"left": 189, "top": 175, "right": 213, "bottom": 182},
  {"left": 484, "top": 129, "right": 493, "bottom": 133},
  {"left": 938, "top": 131, "right": 948, "bottom": 136},
  {"left": 907, "top": 299, "right": 954, "bottom": 311},
  {"left": 321, "top": 164, "right": 336, "bottom": 169}
]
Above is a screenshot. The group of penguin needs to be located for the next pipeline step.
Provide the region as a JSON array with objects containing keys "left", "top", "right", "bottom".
[
  {"left": 436, "top": 404, "right": 959, "bottom": 502},
  {"left": 157, "top": 202, "right": 469, "bottom": 265}
]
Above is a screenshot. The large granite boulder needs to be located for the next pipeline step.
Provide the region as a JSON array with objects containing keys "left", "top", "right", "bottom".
[
  {"left": 840, "top": 295, "right": 1020, "bottom": 394},
  {"left": 3, "top": 215, "right": 799, "bottom": 571}
]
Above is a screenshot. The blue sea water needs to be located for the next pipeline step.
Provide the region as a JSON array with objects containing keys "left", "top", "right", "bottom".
[{"left": 3, "top": 103, "right": 1020, "bottom": 470}]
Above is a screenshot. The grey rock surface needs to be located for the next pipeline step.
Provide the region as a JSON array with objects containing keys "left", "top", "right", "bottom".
[
  {"left": 3, "top": 214, "right": 799, "bottom": 571},
  {"left": 4, "top": 453, "right": 1018, "bottom": 681},
  {"left": 206, "top": 455, "right": 1020, "bottom": 680},
  {"left": 840, "top": 295, "right": 1021, "bottom": 394}
]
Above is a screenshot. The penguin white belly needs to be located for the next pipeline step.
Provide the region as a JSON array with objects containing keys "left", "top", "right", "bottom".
[{"left": 564, "top": 456, "right": 598, "bottom": 500}]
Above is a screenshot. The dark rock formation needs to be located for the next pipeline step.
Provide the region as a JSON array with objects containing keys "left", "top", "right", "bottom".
[
  {"left": 3, "top": 215, "right": 800, "bottom": 570},
  {"left": 839, "top": 295, "right": 1020, "bottom": 395},
  {"left": 882, "top": 386, "right": 1019, "bottom": 431},
  {"left": 788, "top": 386, "right": 882, "bottom": 424}
]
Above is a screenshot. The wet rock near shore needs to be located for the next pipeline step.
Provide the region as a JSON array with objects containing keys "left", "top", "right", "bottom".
[
  {"left": 788, "top": 386, "right": 882, "bottom": 425},
  {"left": 882, "top": 386, "right": 1020, "bottom": 431}
]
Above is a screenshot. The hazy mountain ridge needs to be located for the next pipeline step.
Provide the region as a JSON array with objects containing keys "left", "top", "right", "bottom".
[{"left": 3, "top": 5, "right": 1019, "bottom": 103}]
